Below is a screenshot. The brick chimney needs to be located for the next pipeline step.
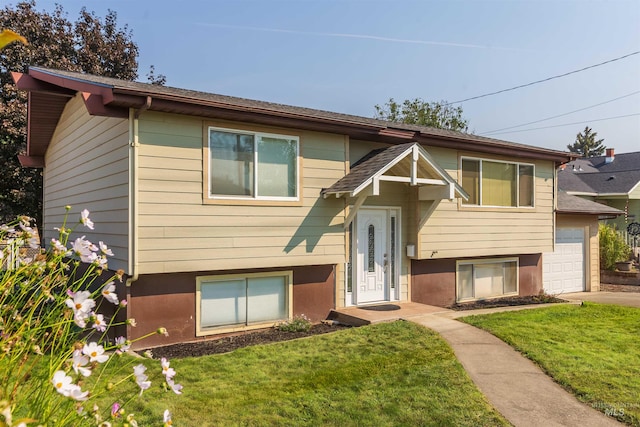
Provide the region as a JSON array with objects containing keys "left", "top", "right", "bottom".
[{"left": 605, "top": 148, "right": 615, "bottom": 164}]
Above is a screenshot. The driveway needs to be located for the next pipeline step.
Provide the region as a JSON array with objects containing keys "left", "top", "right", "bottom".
[{"left": 562, "top": 291, "right": 640, "bottom": 308}]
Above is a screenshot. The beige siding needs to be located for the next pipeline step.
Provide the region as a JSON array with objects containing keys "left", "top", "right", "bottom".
[
  {"left": 43, "top": 94, "right": 130, "bottom": 271},
  {"left": 136, "top": 112, "right": 346, "bottom": 274},
  {"left": 556, "top": 215, "right": 600, "bottom": 291},
  {"left": 417, "top": 146, "right": 556, "bottom": 259}
]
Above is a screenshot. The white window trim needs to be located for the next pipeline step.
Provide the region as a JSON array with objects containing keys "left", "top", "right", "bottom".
[
  {"left": 208, "top": 126, "right": 300, "bottom": 201},
  {"left": 460, "top": 156, "right": 535, "bottom": 208},
  {"left": 455, "top": 257, "right": 519, "bottom": 302},
  {"left": 196, "top": 270, "right": 293, "bottom": 336}
]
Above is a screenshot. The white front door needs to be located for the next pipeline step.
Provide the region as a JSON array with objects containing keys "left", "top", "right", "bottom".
[{"left": 356, "top": 209, "right": 389, "bottom": 303}]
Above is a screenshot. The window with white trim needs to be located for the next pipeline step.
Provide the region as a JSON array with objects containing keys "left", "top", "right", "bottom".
[
  {"left": 196, "top": 271, "right": 292, "bottom": 334},
  {"left": 208, "top": 127, "right": 299, "bottom": 200},
  {"left": 461, "top": 158, "right": 534, "bottom": 207},
  {"left": 456, "top": 258, "right": 518, "bottom": 301}
]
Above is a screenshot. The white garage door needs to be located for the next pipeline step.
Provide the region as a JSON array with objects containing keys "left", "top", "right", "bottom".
[{"left": 543, "top": 228, "right": 585, "bottom": 294}]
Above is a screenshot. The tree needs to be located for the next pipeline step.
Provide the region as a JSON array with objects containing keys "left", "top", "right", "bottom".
[
  {"left": 374, "top": 98, "right": 469, "bottom": 132},
  {"left": 567, "top": 126, "right": 606, "bottom": 157},
  {"left": 0, "top": 1, "right": 162, "bottom": 225}
]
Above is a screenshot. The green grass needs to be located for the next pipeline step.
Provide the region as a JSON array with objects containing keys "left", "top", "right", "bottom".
[
  {"left": 94, "top": 321, "right": 507, "bottom": 426},
  {"left": 462, "top": 303, "right": 640, "bottom": 425}
]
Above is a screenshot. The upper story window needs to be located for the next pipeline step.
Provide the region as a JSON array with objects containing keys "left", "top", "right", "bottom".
[
  {"left": 208, "top": 127, "right": 299, "bottom": 200},
  {"left": 461, "top": 158, "right": 534, "bottom": 208}
]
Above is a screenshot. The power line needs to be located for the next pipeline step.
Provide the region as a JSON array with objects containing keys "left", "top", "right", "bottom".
[
  {"left": 448, "top": 51, "right": 640, "bottom": 105},
  {"left": 485, "top": 113, "right": 640, "bottom": 136},
  {"left": 480, "top": 91, "right": 640, "bottom": 135}
]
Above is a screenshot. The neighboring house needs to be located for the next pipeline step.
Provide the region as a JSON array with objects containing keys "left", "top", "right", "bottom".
[
  {"left": 559, "top": 149, "right": 640, "bottom": 235},
  {"left": 16, "top": 67, "right": 582, "bottom": 348}
]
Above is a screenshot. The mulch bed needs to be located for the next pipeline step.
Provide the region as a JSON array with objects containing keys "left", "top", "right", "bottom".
[
  {"left": 148, "top": 295, "right": 566, "bottom": 359},
  {"left": 149, "top": 322, "right": 353, "bottom": 359},
  {"left": 450, "top": 295, "right": 567, "bottom": 311}
]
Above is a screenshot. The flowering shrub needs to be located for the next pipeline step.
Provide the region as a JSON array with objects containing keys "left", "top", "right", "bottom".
[
  {"left": 0, "top": 207, "right": 181, "bottom": 426},
  {"left": 275, "top": 314, "right": 312, "bottom": 333}
]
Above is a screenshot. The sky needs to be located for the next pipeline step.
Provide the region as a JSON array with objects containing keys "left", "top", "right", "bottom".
[{"left": 25, "top": 0, "right": 640, "bottom": 154}]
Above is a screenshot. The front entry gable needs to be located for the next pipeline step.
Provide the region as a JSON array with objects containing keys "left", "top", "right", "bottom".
[
  {"left": 321, "top": 142, "right": 468, "bottom": 229},
  {"left": 322, "top": 142, "right": 467, "bottom": 199}
]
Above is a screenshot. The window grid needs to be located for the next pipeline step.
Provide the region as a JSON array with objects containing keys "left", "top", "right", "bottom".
[
  {"left": 461, "top": 157, "right": 535, "bottom": 208},
  {"left": 208, "top": 126, "right": 299, "bottom": 201}
]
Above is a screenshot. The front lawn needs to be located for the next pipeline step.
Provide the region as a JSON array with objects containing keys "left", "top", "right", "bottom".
[
  {"left": 462, "top": 303, "right": 640, "bottom": 425},
  {"left": 95, "top": 321, "right": 507, "bottom": 426}
]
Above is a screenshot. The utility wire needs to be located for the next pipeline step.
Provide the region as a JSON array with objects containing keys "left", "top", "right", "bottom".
[
  {"left": 448, "top": 51, "right": 640, "bottom": 105},
  {"left": 485, "top": 113, "right": 640, "bottom": 136},
  {"left": 480, "top": 91, "right": 640, "bottom": 135}
]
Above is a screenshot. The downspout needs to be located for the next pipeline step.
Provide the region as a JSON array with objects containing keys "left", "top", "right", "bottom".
[{"left": 125, "top": 96, "right": 152, "bottom": 336}]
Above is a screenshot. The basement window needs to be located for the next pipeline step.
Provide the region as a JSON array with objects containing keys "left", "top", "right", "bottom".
[
  {"left": 196, "top": 271, "right": 292, "bottom": 335},
  {"left": 456, "top": 258, "right": 518, "bottom": 302}
]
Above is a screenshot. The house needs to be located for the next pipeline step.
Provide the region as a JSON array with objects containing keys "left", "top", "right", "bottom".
[
  {"left": 15, "top": 67, "right": 586, "bottom": 348},
  {"left": 559, "top": 149, "right": 640, "bottom": 235}
]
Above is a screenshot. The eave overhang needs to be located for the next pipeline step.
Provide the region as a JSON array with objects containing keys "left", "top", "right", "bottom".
[{"left": 15, "top": 67, "right": 578, "bottom": 169}]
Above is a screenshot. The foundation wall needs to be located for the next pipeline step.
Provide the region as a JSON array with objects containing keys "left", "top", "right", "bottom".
[
  {"left": 411, "top": 254, "right": 543, "bottom": 307},
  {"left": 126, "top": 264, "right": 335, "bottom": 349}
]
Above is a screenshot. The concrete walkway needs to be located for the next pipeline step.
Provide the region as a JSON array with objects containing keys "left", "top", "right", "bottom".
[
  {"left": 411, "top": 312, "right": 621, "bottom": 427},
  {"left": 333, "top": 302, "right": 623, "bottom": 426}
]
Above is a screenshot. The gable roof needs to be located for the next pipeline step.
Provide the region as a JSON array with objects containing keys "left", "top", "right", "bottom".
[
  {"left": 321, "top": 142, "right": 467, "bottom": 199},
  {"left": 559, "top": 151, "right": 640, "bottom": 195},
  {"left": 556, "top": 191, "right": 623, "bottom": 216},
  {"left": 13, "top": 67, "right": 577, "bottom": 168}
]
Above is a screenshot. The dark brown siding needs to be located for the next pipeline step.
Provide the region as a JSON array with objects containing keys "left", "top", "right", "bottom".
[
  {"left": 518, "top": 254, "right": 542, "bottom": 296},
  {"left": 127, "top": 272, "right": 196, "bottom": 349},
  {"left": 411, "top": 254, "right": 543, "bottom": 307},
  {"left": 127, "top": 265, "right": 336, "bottom": 349},
  {"left": 411, "top": 259, "right": 456, "bottom": 306},
  {"left": 292, "top": 265, "right": 335, "bottom": 321}
]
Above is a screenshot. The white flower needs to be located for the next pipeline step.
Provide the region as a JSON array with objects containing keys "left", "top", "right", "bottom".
[
  {"left": 19, "top": 223, "right": 34, "bottom": 238},
  {"left": 82, "top": 342, "right": 109, "bottom": 363},
  {"left": 99, "top": 241, "right": 114, "bottom": 256},
  {"left": 27, "top": 236, "right": 39, "bottom": 249},
  {"left": 72, "top": 350, "right": 92, "bottom": 377},
  {"left": 166, "top": 377, "right": 183, "bottom": 395},
  {"left": 115, "top": 336, "right": 131, "bottom": 354},
  {"left": 65, "top": 290, "right": 95, "bottom": 327},
  {"left": 66, "top": 290, "right": 95, "bottom": 314},
  {"left": 94, "top": 254, "right": 108, "bottom": 269},
  {"left": 160, "top": 358, "right": 176, "bottom": 380},
  {"left": 51, "top": 238, "right": 70, "bottom": 254},
  {"left": 92, "top": 313, "right": 107, "bottom": 332},
  {"left": 68, "top": 384, "right": 89, "bottom": 401},
  {"left": 133, "top": 364, "right": 151, "bottom": 395},
  {"left": 80, "top": 209, "right": 94, "bottom": 230},
  {"left": 101, "top": 282, "right": 119, "bottom": 305},
  {"left": 163, "top": 409, "right": 172, "bottom": 426},
  {"left": 126, "top": 414, "right": 139, "bottom": 427},
  {"left": 73, "top": 310, "right": 90, "bottom": 328},
  {"left": 72, "top": 236, "right": 96, "bottom": 263},
  {"left": 52, "top": 370, "right": 74, "bottom": 396}
]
